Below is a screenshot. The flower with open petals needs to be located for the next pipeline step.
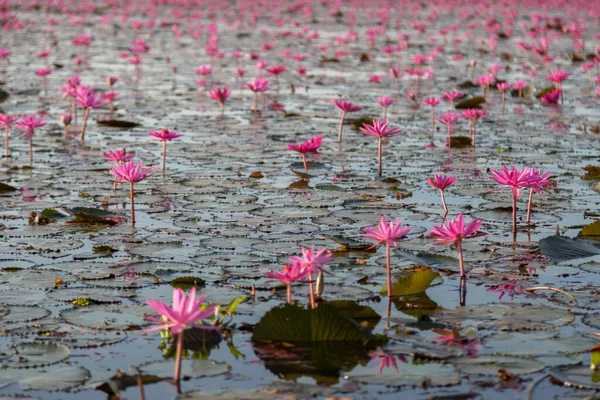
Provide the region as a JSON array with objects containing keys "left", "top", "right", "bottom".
[
  {"left": 289, "top": 247, "right": 333, "bottom": 275},
  {"left": 332, "top": 99, "right": 361, "bottom": 113},
  {"left": 437, "top": 112, "right": 460, "bottom": 131},
  {"left": 541, "top": 89, "right": 561, "bottom": 104},
  {"left": 423, "top": 97, "right": 441, "bottom": 107},
  {"left": 359, "top": 119, "right": 401, "bottom": 138},
  {"left": 148, "top": 128, "right": 183, "bottom": 142},
  {"left": 490, "top": 165, "right": 538, "bottom": 198},
  {"left": 209, "top": 87, "right": 230, "bottom": 105},
  {"left": 246, "top": 77, "right": 270, "bottom": 93},
  {"left": 265, "top": 261, "right": 311, "bottom": 286},
  {"left": 16, "top": 115, "right": 46, "bottom": 140},
  {"left": 110, "top": 160, "right": 153, "bottom": 183},
  {"left": 377, "top": 96, "right": 394, "bottom": 107},
  {"left": 144, "top": 287, "right": 217, "bottom": 334},
  {"left": 427, "top": 174, "right": 455, "bottom": 191},
  {"left": 287, "top": 136, "right": 323, "bottom": 154},
  {"left": 428, "top": 214, "right": 485, "bottom": 246},
  {"left": 102, "top": 148, "right": 134, "bottom": 163},
  {"left": 363, "top": 218, "right": 411, "bottom": 247}
]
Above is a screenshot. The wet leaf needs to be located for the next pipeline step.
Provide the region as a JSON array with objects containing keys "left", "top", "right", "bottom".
[
  {"left": 435, "top": 303, "right": 574, "bottom": 331},
  {"left": 139, "top": 359, "right": 230, "bottom": 379},
  {"left": 0, "top": 182, "right": 17, "bottom": 194},
  {"left": 170, "top": 276, "right": 206, "bottom": 290},
  {"left": 583, "top": 166, "right": 600, "bottom": 181},
  {"left": 60, "top": 304, "right": 149, "bottom": 330},
  {"left": 0, "top": 366, "right": 90, "bottom": 391},
  {"left": 348, "top": 359, "right": 460, "bottom": 387},
  {"left": 539, "top": 236, "right": 600, "bottom": 261},
  {"left": 449, "top": 136, "right": 473, "bottom": 148},
  {"left": 96, "top": 119, "right": 140, "bottom": 128},
  {"left": 550, "top": 366, "right": 600, "bottom": 389},
  {"left": 450, "top": 356, "right": 545, "bottom": 375},
  {"left": 252, "top": 303, "right": 369, "bottom": 342},
  {"left": 579, "top": 221, "right": 600, "bottom": 237},
  {"left": 455, "top": 97, "right": 485, "bottom": 109},
  {"left": 1, "top": 343, "right": 70, "bottom": 368},
  {"left": 384, "top": 266, "right": 439, "bottom": 296}
]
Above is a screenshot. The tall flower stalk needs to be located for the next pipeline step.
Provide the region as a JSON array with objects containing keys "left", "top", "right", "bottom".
[
  {"left": 332, "top": 99, "right": 361, "bottom": 143},
  {"left": 363, "top": 218, "right": 411, "bottom": 297},
  {"left": 110, "top": 160, "right": 153, "bottom": 226},
  {"left": 359, "top": 119, "right": 401, "bottom": 177}
]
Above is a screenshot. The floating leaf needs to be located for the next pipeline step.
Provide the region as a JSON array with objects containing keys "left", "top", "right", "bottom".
[
  {"left": 455, "top": 97, "right": 485, "bottom": 109},
  {"left": 449, "top": 136, "right": 473, "bottom": 148},
  {"left": 550, "top": 366, "right": 600, "bottom": 389},
  {"left": 1, "top": 343, "right": 70, "bottom": 368},
  {"left": 450, "top": 356, "right": 545, "bottom": 375},
  {"left": 60, "top": 304, "right": 149, "bottom": 330},
  {"left": 348, "top": 359, "right": 460, "bottom": 387},
  {"left": 539, "top": 236, "right": 600, "bottom": 261},
  {"left": 252, "top": 303, "right": 369, "bottom": 342},
  {"left": 139, "top": 359, "right": 230, "bottom": 379},
  {"left": 96, "top": 119, "right": 140, "bottom": 128},
  {"left": 0, "top": 366, "right": 90, "bottom": 391},
  {"left": 434, "top": 303, "right": 574, "bottom": 331},
  {"left": 315, "top": 184, "right": 344, "bottom": 191},
  {"left": 170, "top": 276, "right": 206, "bottom": 290},
  {"left": 0, "top": 182, "right": 17, "bottom": 194},
  {"left": 580, "top": 221, "right": 600, "bottom": 237},
  {"left": 384, "top": 266, "right": 440, "bottom": 296}
]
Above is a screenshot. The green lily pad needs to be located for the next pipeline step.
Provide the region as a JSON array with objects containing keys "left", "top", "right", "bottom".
[
  {"left": 139, "top": 359, "right": 230, "bottom": 379},
  {"left": 384, "top": 266, "right": 439, "bottom": 296},
  {"left": 0, "top": 182, "right": 17, "bottom": 194},
  {"left": 450, "top": 355, "right": 545, "bottom": 375},
  {"left": 434, "top": 303, "right": 574, "bottom": 331},
  {"left": 252, "top": 303, "right": 368, "bottom": 342},
  {"left": 455, "top": 97, "right": 485, "bottom": 109},
  {"left": 579, "top": 220, "right": 600, "bottom": 237},
  {"left": 1, "top": 343, "right": 70, "bottom": 368},
  {"left": 550, "top": 366, "right": 600, "bottom": 389},
  {"left": 60, "top": 304, "right": 149, "bottom": 330},
  {"left": 0, "top": 365, "right": 90, "bottom": 391},
  {"left": 539, "top": 236, "right": 600, "bottom": 261}
]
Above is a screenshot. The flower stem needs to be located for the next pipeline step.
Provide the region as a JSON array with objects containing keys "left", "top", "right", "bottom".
[
  {"left": 456, "top": 241, "right": 465, "bottom": 277},
  {"left": 308, "top": 271, "right": 315, "bottom": 309},
  {"left": 440, "top": 190, "right": 448, "bottom": 213},
  {"left": 29, "top": 136, "right": 33, "bottom": 166},
  {"left": 286, "top": 283, "right": 292, "bottom": 304},
  {"left": 174, "top": 332, "right": 184, "bottom": 384},
  {"left": 253, "top": 92, "right": 258, "bottom": 112},
  {"left": 302, "top": 154, "right": 307, "bottom": 171},
  {"left": 383, "top": 107, "right": 387, "bottom": 121},
  {"left": 385, "top": 243, "right": 392, "bottom": 297},
  {"left": 377, "top": 137, "right": 382, "bottom": 177},
  {"left": 526, "top": 188, "right": 534, "bottom": 225},
  {"left": 431, "top": 108, "right": 435, "bottom": 133},
  {"left": 447, "top": 125, "right": 452, "bottom": 148},
  {"left": 512, "top": 195, "right": 517, "bottom": 233},
  {"left": 130, "top": 182, "right": 136, "bottom": 226},
  {"left": 4, "top": 125, "right": 8, "bottom": 158},
  {"left": 338, "top": 112, "right": 346, "bottom": 143},
  {"left": 80, "top": 108, "right": 90, "bottom": 142},
  {"left": 162, "top": 141, "right": 167, "bottom": 172}
]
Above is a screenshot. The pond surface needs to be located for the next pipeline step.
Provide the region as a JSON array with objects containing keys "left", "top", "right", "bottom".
[{"left": 1, "top": 1, "right": 600, "bottom": 399}]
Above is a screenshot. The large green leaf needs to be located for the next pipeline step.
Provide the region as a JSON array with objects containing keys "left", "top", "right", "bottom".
[
  {"left": 383, "top": 266, "right": 440, "bottom": 296},
  {"left": 579, "top": 220, "right": 600, "bottom": 237},
  {"left": 252, "top": 303, "right": 368, "bottom": 342},
  {"left": 455, "top": 96, "right": 485, "bottom": 109},
  {"left": 539, "top": 236, "right": 600, "bottom": 261}
]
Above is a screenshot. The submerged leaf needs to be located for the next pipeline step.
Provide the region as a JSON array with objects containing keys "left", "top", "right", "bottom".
[
  {"left": 96, "top": 119, "right": 140, "bottom": 128},
  {"left": 539, "top": 236, "right": 600, "bottom": 261}
]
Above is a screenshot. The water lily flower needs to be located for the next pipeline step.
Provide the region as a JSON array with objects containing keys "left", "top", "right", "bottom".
[
  {"left": 427, "top": 174, "right": 456, "bottom": 213},
  {"left": 287, "top": 136, "right": 323, "bottom": 171},
  {"left": 428, "top": 214, "right": 485, "bottom": 276},
  {"left": 144, "top": 287, "right": 217, "bottom": 383},
  {"left": 148, "top": 129, "right": 184, "bottom": 172},
  {"left": 363, "top": 218, "right": 411, "bottom": 297},
  {"left": 110, "top": 160, "right": 153, "bottom": 225},
  {"left": 332, "top": 99, "right": 361, "bottom": 143},
  {"left": 359, "top": 119, "right": 401, "bottom": 177}
]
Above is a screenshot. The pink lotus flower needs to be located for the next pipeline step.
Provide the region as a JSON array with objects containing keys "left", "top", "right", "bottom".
[
  {"left": 149, "top": 129, "right": 184, "bottom": 171},
  {"left": 369, "top": 74, "right": 384, "bottom": 83},
  {"left": 289, "top": 247, "right": 333, "bottom": 308},
  {"left": 370, "top": 349, "right": 407, "bottom": 374},
  {"left": 487, "top": 281, "right": 525, "bottom": 300},
  {"left": 332, "top": 99, "right": 361, "bottom": 143},
  {"left": 363, "top": 218, "right": 411, "bottom": 297},
  {"left": 195, "top": 65, "right": 212, "bottom": 76},
  {"left": 287, "top": 136, "right": 323, "bottom": 171},
  {"left": 34, "top": 68, "right": 52, "bottom": 77},
  {"left": 107, "top": 76, "right": 118, "bottom": 88},
  {"left": 461, "top": 109, "right": 486, "bottom": 144},
  {"left": 209, "top": 87, "right": 230, "bottom": 116},
  {"left": 360, "top": 119, "right": 400, "bottom": 177},
  {"left": 110, "top": 160, "right": 153, "bottom": 225},
  {"left": 522, "top": 169, "right": 553, "bottom": 224},
  {"left": 59, "top": 114, "right": 72, "bottom": 136},
  {"left": 443, "top": 91, "right": 464, "bottom": 108},
  {"left": 428, "top": 214, "right": 485, "bottom": 276},
  {"left": 0, "top": 113, "right": 18, "bottom": 158},
  {"left": 103, "top": 148, "right": 134, "bottom": 163},
  {"left": 496, "top": 82, "right": 511, "bottom": 112},
  {"left": 437, "top": 112, "right": 460, "bottom": 147},
  {"left": 266, "top": 66, "right": 286, "bottom": 89},
  {"left": 427, "top": 174, "right": 456, "bottom": 213},
  {"left": 377, "top": 96, "right": 394, "bottom": 120},
  {"left": 541, "top": 89, "right": 561, "bottom": 105},
  {"left": 16, "top": 115, "right": 45, "bottom": 166},
  {"left": 144, "top": 287, "right": 217, "bottom": 383},
  {"left": 74, "top": 87, "right": 102, "bottom": 142},
  {"left": 513, "top": 80, "right": 527, "bottom": 98},
  {"left": 265, "top": 262, "right": 311, "bottom": 303},
  {"left": 246, "top": 77, "right": 270, "bottom": 112},
  {"left": 490, "top": 165, "right": 539, "bottom": 233}
]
